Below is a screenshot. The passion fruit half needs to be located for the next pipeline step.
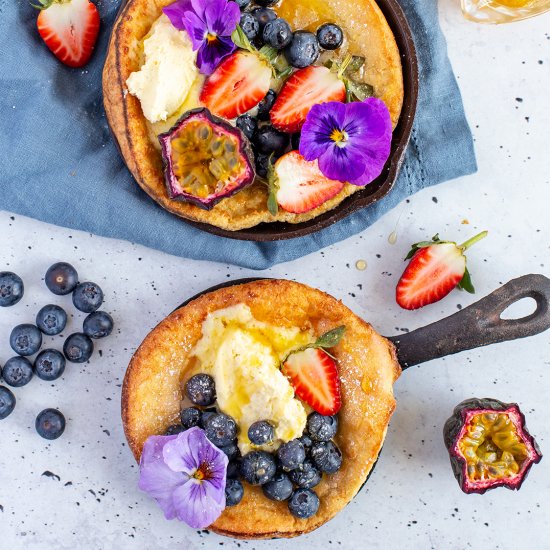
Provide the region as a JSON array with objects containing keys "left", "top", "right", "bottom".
[
  {"left": 443, "top": 398, "right": 542, "bottom": 494},
  {"left": 159, "top": 108, "right": 255, "bottom": 210}
]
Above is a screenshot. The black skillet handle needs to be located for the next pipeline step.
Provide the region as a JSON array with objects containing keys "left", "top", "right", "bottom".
[{"left": 388, "top": 274, "right": 550, "bottom": 369}]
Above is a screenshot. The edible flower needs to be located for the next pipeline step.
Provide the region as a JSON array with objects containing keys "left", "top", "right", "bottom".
[
  {"left": 138, "top": 427, "right": 228, "bottom": 528},
  {"left": 299, "top": 98, "right": 392, "bottom": 186},
  {"left": 163, "top": 0, "right": 240, "bottom": 75}
]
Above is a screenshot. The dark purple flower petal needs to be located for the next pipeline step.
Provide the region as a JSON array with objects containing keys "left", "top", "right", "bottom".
[
  {"left": 318, "top": 145, "right": 366, "bottom": 182},
  {"left": 203, "top": 0, "right": 240, "bottom": 35},
  {"left": 196, "top": 36, "right": 236, "bottom": 74},
  {"left": 181, "top": 10, "right": 208, "bottom": 50},
  {"left": 172, "top": 478, "right": 226, "bottom": 528},
  {"left": 163, "top": 0, "right": 193, "bottom": 31}
]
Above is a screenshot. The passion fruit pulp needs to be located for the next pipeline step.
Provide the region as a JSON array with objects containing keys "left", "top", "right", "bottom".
[
  {"left": 159, "top": 108, "right": 255, "bottom": 210},
  {"left": 444, "top": 398, "right": 542, "bottom": 494}
]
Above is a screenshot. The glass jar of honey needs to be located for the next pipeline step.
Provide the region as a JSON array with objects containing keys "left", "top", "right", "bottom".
[{"left": 461, "top": 0, "right": 550, "bottom": 23}]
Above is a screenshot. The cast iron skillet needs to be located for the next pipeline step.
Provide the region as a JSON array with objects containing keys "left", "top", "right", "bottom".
[
  {"left": 108, "top": 0, "right": 418, "bottom": 242},
  {"left": 174, "top": 274, "right": 550, "bottom": 484}
]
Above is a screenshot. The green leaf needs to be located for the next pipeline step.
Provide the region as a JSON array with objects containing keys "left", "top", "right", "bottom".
[
  {"left": 345, "top": 79, "right": 374, "bottom": 102},
  {"left": 266, "top": 155, "right": 279, "bottom": 216},
  {"left": 231, "top": 26, "right": 255, "bottom": 53},
  {"left": 343, "top": 56, "right": 365, "bottom": 76},
  {"left": 403, "top": 234, "right": 445, "bottom": 261},
  {"left": 457, "top": 267, "right": 475, "bottom": 294},
  {"left": 312, "top": 326, "right": 346, "bottom": 349}
]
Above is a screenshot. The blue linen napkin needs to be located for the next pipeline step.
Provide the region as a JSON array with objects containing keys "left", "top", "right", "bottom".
[{"left": 0, "top": 0, "right": 476, "bottom": 270}]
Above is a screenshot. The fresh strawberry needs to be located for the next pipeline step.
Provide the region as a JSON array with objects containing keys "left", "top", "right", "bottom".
[
  {"left": 268, "top": 151, "right": 345, "bottom": 214},
  {"left": 200, "top": 51, "right": 272, "bottom": 119},
  {"left": 282, "top": 327, "right": 345, "bottom": 416},
  {"left": 35, "top": 0, "right": 100, "bottom": 68},
  {"left": 270, "top": 66, "right": 346, "bottom": 133},
  {"left": 396, "top": 231, "right": 488, "bottom": 310}
]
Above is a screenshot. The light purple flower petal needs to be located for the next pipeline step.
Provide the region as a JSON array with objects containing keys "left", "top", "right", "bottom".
[
  {"left": 139, "top": 436, "right": 187, "bottom": 520},
  {"left": 211, "top": 0, "right": 241, "bottom": 36},
  {"left": 163, "top": 431, "right": 199, "bottom": 474},
  {"left": 196, "top": 36, "right": 236, "bottom": 74},
  {"left": 163, "top": 0, "right": 193, "bottom": 31},
  {"left": 182, "top": 10, "right": 208, "bottom": 50},
  {"left": 172, "top": 479, "right": 226, "bottom": 529}
]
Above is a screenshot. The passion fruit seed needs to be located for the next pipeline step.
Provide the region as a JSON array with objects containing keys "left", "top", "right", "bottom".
[{"left": 458, "top": 412, "right": 528, "bottom": 482}]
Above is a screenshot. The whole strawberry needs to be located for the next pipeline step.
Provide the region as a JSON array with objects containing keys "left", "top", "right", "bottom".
[
  {"left": 396, "top": 231, "right": 488, "bottom": 310},
  {"left": 34, "top": 0, "right": 100, "bottom": 68}
]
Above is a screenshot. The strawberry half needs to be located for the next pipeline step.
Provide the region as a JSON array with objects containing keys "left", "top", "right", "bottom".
[
  {"left": 269, "top": 151, "right": 345, "bottom": 214},
  {"left": 396, "top": 231, "right": 488, "bottom": 310},
  {"left": 200, "top": 51, "right": 272, "bottom": 120},
  {"left": 35, "top": 0, "right": 100, "bottom": 68},
  {"left": 283, "top": 348, "right": 341, "bottom": 416},
  {"left": 270, "top": 66, "right": 346, "bottom": 133}
]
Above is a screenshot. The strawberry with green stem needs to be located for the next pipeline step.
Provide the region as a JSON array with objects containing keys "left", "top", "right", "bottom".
[{"left": 396, "top": 231, "right": 488, "bottom": 310}]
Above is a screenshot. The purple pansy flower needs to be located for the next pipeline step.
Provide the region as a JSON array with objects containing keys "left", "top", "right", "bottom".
[
  {"left": 299, "top": 98, "right": 392, "bottom": 186},
  {"left": 138, "top": 427, "right": 228, "bottom": 529},
  {"left": 163, "top": 0, "right": 240, "bottom": 75}
]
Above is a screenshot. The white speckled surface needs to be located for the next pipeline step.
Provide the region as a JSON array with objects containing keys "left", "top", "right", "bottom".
[{"left": 1, "top": 2, "right": 549, "bottom": 549}]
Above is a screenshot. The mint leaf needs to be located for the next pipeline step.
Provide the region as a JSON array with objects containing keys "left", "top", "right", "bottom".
[
  {"left": 312, "top": 326, "right": 346, "bottom": 349},
  {"left": 344, "top": 56, "right": 365, "bottom": 76},
  {"left": 457, "top": 267, "right": 475, "bottom": 294},
  {"left": 231, "top": 26, "right": 255, "bottom": 53},
  {"left": 345, "top": 79, "right": 374, "bottom": 102}
]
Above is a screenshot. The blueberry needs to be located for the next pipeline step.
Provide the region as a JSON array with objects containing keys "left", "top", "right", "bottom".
[
  {"left": 83, "top": 311, "right": 114, "bottom": 339},
  {"left": 240, "top": 451, "right": 276, "bottom": 485},
  {"left": 2, "top": 357, "right": 33, "bottom": 387},
  {"left": 291, "top": 133, "right": 301, "bottom": 150},
  {"left": 185, "top": 373, "right": 216, "bottom": 406},
  {"left": 311, "top": 441, "right": 342, "bottom": 474},
  {"left": 299, "top": 433, "right": 313, "bottom": 451},
  {"left": 285, "top": 31, "right": 320, "bottom": 68},
  {"left": 240, "top": 12, "right": 260, "bottom": 41},
  {"left": 45, "top": 262, "right": 79, "bottom": 295},
  {"left": 262, "top": 471, "right": 293, "bottom": 501},
  {"left": 220, "top": 441, "right": 240, "bottom": 461},
  {"left": 263, "top": 18, "right": 293, "bottom": 50},
  {"left": 227, "top": 458, "right": 242, "bottom": 479},
  {"left": 205, "top": 413, "right": 237, "bottom": 447},
  {"left": 236, "top": 114, "right": 258, "bottom": 141},
  {"left": 288, "top": 488, "right": 319, "bottom": 519},
  {"left": 165, "top": 424, "right": 186, "bottom": 435},
  {"left": 254, "top": 0, "right": 278, "bottom": 6},
  {"left": 72, "top": 282, "right": 104, "bottom": 313},
  {"left": 180, "top": 406, "right": 202, "bottom": 429},
  {"left": 36, "top": 304, "right": 67, "bottom": 336},
  {"left": 307, "top": 412, "right": 338, "bottom": 441},
  {"left": 251, "top": 7, "right": 276, "bottom": 32},
  {"left": 255, "top": 152, "right": 271, "bottom": 179},
  {"left": 277, "top": 439, "right": 306, "bottom": 471},
  {"left": 34, "top": 349, "right": 66, "bottom": 381},
  {"left": 10, "top": 324, "right": 42, "bottom": 356},
  {"left": 255, "top": 125, "right": 289, "bottom": 156},
  {"left": 199, "top": 407, "right": 217, "bottom": 428},
  {"left": 0, "top": 272, "right": 24, "bottom": 307},
  {"left": 35, "top": 408, "right": 66, "bottom": 440},
  {"left": 316, "top": 23, "right": 344, "bottom": 50},
  {"left": 225, "top": 478, "right": 244, "bottom": 506},
  {"left": 248, "top": 420, "right": 275, "bottom": 445},
  {"left": 0, "top": 386, "right": 16, "bottom": 419},
  {"left": 288, "top": 460, "right": 321, "bottom": 488},
  {"left": 63, "top": 333, "right": 94, "bottom": 363},
  {"left": 257, "top": 90, "right": 277, "bottom": 121},
  {"left": 235, "top": 0, "right": 250, "bottom": 8}
]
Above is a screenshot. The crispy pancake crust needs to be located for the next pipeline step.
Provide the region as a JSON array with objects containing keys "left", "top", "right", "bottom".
[
  {"left": 122, "top": 279, "right": 401, "bottom": 538},
  {"left": 103, "top": 0, "right": 404, "bottom": 231}
]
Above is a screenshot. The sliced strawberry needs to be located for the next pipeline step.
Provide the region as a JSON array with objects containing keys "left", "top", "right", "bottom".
[
  {"left": 270, "top": 66, "right": 346, "bottom": 133},
  {"left": 272, "top": 151, "right": 345, "bottom": 214},
  {"left": 200, "top": 51, "right": 272, "bottom": 120},
  {"left": 396, "top": 231, "right": 488, "bottom": 310},
  {"left": 282, "top": 348, "right": 341, "bottom": 416},
  {"left": 36, "top": 0, "right": 100, "bottom": 68}
]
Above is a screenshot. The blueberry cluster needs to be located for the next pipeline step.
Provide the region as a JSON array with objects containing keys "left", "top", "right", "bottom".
[
  {"left": 234, "top": 1, "right": 344, "bottom": 176},
  {"left": 167, "top": 372, "right": 343, "bottom": 519},
  {"left": 0, "top": 262, "right": 114, "bottom": 440}
]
